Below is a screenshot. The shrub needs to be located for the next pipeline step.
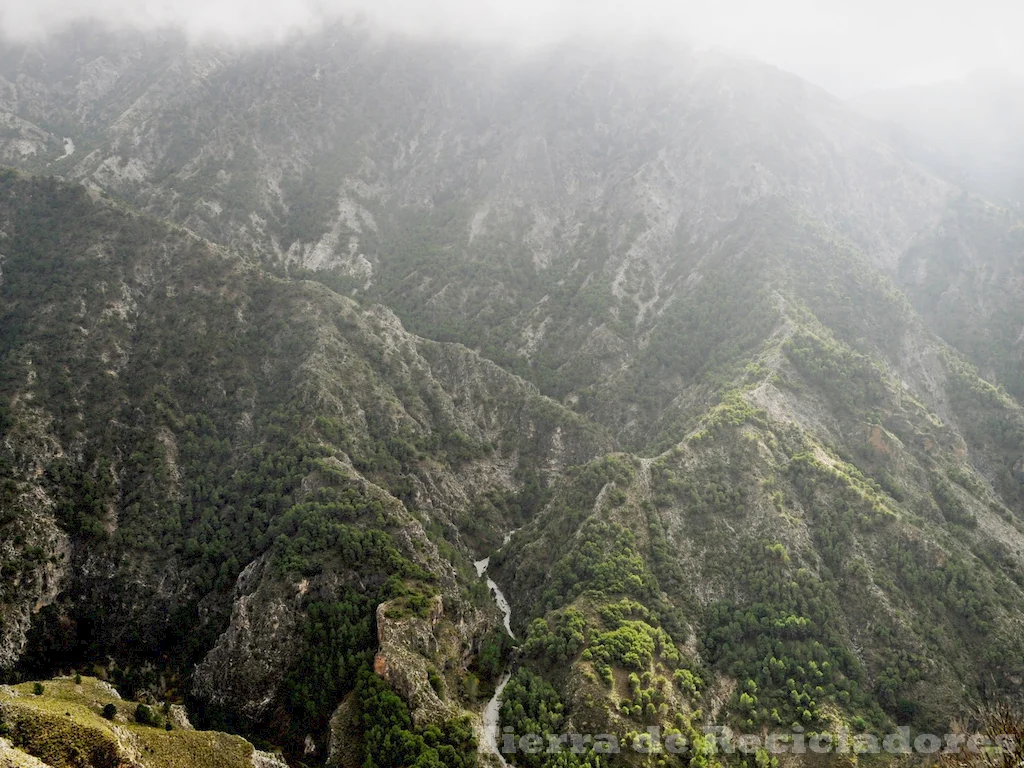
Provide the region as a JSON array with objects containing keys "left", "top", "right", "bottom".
[
  {"left": 32, "top": 682, "right": 45, "bottom": 696},
  {"left": 427, "top": 668, "right": 444, "bottom": 697},
  {"left": 135, "top": 703, "right": 161, "bottom": 727},
  {"left": 102, "top": 703, "right": 118, "bottom": 720}
]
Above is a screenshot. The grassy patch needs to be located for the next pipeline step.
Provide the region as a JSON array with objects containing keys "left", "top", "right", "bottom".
[{"left": 0, "top": 678, "right": 260, "bottom": 768}]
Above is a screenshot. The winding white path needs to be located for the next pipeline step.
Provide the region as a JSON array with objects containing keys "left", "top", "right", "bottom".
[
  {"left": 474, "top": 536, "right": 517, "bottom": 766},
  {"left": 474, "top": 556, "right": 515, "bottom": 639}
]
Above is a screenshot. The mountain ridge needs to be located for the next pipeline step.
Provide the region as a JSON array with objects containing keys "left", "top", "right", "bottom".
[{"left": 0, "top": 21, "right": 1024, "bottom": 768}]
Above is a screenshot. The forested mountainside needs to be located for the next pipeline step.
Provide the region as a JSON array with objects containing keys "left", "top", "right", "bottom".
[
  {"left": 0, "top": 20, "right": 1024, "bottom": 768},
  {"left": 0, "top": 170, "right": 604, "bottom": 764},
  {"left": 3, "top": 24, "right": 1023, "bottom": 448}
]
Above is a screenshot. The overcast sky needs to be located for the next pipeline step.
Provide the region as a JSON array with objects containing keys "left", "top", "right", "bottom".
[{"left": 1, "top": 0, "right": 1021, "bottom": 96}]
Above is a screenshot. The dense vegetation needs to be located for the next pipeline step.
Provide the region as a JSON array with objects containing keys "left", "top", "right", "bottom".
[
  {"left": 356, "top": 667, "right": 478, "bottom": 768},
  {"left": 0, "top": 171, "right": 580, "bottom": 763},
  {"left": 4, "top": 33, "right": 1024, "bottom": 764}
]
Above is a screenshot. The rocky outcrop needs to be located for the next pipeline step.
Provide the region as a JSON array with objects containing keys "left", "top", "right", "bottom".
[
  {"left": 372, "top": 596, "right": 455, "bottom": 727},
  {"left": 0, "top": 737, "right": 54, "bottom": 768},
  {"left": 0, "top": 171, "right": 600, "bottom": 707},
  {"left": 326, "top": 694, "right": 362, "bottom": 768},
  {"left": 251, "top": 752, "right": 290, "bottom": 768},
  {"left": 3, "top": 22, "right": 1024, "bottom": 764},
  {"left": 0, "top": 510, "right": 69, "bottom": 673},
  {"left": 191, "top": 557, "right": 300, "bottom": 725}
]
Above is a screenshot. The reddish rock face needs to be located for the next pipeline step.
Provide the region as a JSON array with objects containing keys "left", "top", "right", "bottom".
[{"left": 373, "top": 653, "right": 389, "bottom": 681}]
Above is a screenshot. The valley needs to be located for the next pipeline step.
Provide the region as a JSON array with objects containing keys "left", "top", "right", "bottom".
[
  {"left": 0, "top": 17, "right": 1022, "bottom": 768},
  {"left": 474, "top": 548, "right": 515, "bottom": 768}
]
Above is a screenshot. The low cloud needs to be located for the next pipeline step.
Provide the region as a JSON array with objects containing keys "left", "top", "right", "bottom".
[{"left": 1, "top": 0, "right": 1022, "bottom": 95}]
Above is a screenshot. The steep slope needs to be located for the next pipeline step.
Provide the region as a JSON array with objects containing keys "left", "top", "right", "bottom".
[
  {"left": 480, "top": 200, "right": 1024, "bottom": 756},
  {"left": 897, "top": 197, "right": 1024, "bottom": 405},
  {"left": 4, "top": 174, "right": 1018, "bottom": 764},
  {"left": 2, "top": 24, "right": 944, "bottom": 265},
  {"left": 6, "top": 25, "right": 1020, "bottom": 461},
  {"left": 2, "top": 20, "right": 1024, "bottom": 768},
  {"left": 0, "top": 23, "right": 974, "bottom": 449},
  {"left": 0, "top": 170, "right": 608, "bottom": 761}
]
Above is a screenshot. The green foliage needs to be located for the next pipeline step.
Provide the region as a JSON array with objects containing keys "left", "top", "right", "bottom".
[
  {"left": 499, "top": 670, "right": 563, "bottom": 768},
  {"left": 2, "top": 700, "right": 122, "bottom": 768},
  {"left": 475, "top": 627, "right": 514, "bottom": 681},
  {"left": 499, "top": 668, "right": 609, "bottom": 767},
  {"left": 623, "top": 248, "right": 779, "bottom": 451},
  {"left": 427, "top": 668, "right": 444, "bottom": 697},
  {"left": 4, "top": 113, "right": 1024, "bottom": 767},
  {"left": 944, "top": 356, "right": 1024, "bottom": 508},
  {"left": 787, "top": 451, "right": 896, "bottom": 575},
  {"left": 0, "top": 676, "right": 256, "bottom": 767},
  {"left": 356, "top": 667, "right": 477, "bottom": 768},
  {"left": 702, "top": 391, "right": 770, "bottom": 434},
  {"left": 282, "top": 595, "right": 376, "bottom": 734},
  {"left": 134, "top": 703, "right": 162, "bottom": 728},
  {"left": 652, "top": 453, "right": 752, "bottom": 518},
  {"left": 588, "top": 624, "right": 657, "bottom": 671},
  {"left": 523, "top": 608, "right": 588, "bottom": 664},
  {"left": 883, "top": 535, "right": 997, "bottom": 634},
  {"left": 542, "top": 521, "right": 657, "bottom": 611},
  {"left": 929, "top": 471, "right": 976, "bottom": 527},
  {"left": 784, "top": 331, "right": 888, "bottom": 416},
  {"left": 702, "top": 540, "right": 885, "bottom": 730}
]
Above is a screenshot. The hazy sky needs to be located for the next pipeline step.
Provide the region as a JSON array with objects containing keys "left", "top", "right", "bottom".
[{"left": 1, "top": 0, "right": 1021, "bottom": 95}]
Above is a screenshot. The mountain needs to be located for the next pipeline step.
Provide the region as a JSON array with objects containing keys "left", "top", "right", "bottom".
[
  {"left": 0, "top": 21, "right": 1024, "bottom": 768},
  {"left": 0, "top": 24, "right": 987, "bottom": 446},
  {"left": 0, "top": 168, "right": 605, "bottom": 762}
]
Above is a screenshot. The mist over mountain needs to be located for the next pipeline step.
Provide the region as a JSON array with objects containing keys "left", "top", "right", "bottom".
[
  {"left": 854, "top": 73, "right": 1024, "bottom": 205},
  {"left": 0, "top": 13, "right": 1023, "bottom": 768}
]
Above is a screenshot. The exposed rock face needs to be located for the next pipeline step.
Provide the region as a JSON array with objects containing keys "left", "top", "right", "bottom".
[
  {"left": 192, "top": 557, "right": 300, "bottom": 725},
  {"left": 0, "top": 509, "right": 69, "bottom": 673},
  {"left": 0, "top": 24, "right": 976, "bottom": 450},
  {"left": 0, "top": 171, "right": 601, "bottom": 761},
  {"left": 0, "top": 28, "right": 949, "bottom": 272},
  {"left": 372, "top": 597, "right": 454, "bottom": 726},
  {"left": 0, "top": 737, "right": 54, "bottom": 768},
  {"left": 326, "top": 694, "right": 362, "bottom": 768},
  {"left": 251, "top": 752, "right": 290, "bottom": 768},
  {"left": 3, "top": 20, "right": 1024, "bottom": 766}
]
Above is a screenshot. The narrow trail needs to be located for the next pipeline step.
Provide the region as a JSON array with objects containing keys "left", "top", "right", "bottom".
[{"left": 473, "top": 533, "right": 518, "bottom": 767}]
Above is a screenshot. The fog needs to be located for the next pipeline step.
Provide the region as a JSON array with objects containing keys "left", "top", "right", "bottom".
[{"left": 1, "top": 0, "right": 1022, "bottom": 95}]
